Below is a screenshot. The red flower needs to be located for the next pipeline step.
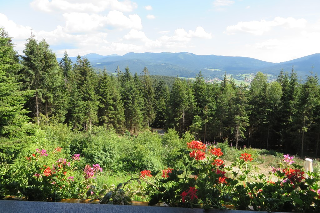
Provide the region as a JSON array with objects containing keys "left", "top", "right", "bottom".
[
  {"left": 181, "top": 191, "right": 188, "bottom": 203},
  {"left": 43, "top": 167, "right": 52, "bottom": 176},
  {"left": 181, "top": 187, "right": 198, "bottom": 203},
  {"left": 283, "top": 168, "right": 305, "bottom": 183},
  {"left": 210, "top": 148, "right": 223, "bottom": 157},
  {"left": 240, "top": 153, "right": 253, "bottom": 162},
  {"left": 187, "top": 141, "right": 206, "bottom": 150},
  {"left": 140, "top": 170, "right": 152, "bottom": 179},
  {"left": 189, "top": 150, "right": 206, "bottom": 160},
  {"left": 218, "top": 176, "right": 227, "bottom": 184},
  {"left": 55, "top": 147, "right": 62, "bottom": 152},
  {"left": 162, "top": 168, "right": 173, "bottom": 178},
  {"left": 216, "top": 169, "right": 226, "bottom": 176},
  {"left": 212, "top": 159, "right": 224, "bottom": 167},
  {"left": 188, "top": 187, "right": 198, "bottom": 200}
]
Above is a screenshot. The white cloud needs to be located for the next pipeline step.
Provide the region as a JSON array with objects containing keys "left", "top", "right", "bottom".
[
  {"left": 226, "top": 17, "right": 307, "bottom": 35},
  {"left": 147, "top": 15, "right": 155, "bottom": 19},
  {"left": 145, "top": 5, "right": 152, "bottom": 10},
  {"left": 105, "top": 10, "right": 142, "bottom": 30},
  {"left": 124, "top": 29, "right": 148, "bottom": 41},
  {"left": 30, "top": 0, "right": 137, "bottom": 13},
  {"left": 189, "top": 27, "right": 212, "bottom": 39},
  {"left": 0, "top": 13, "right": 32, "bottom": 40},
  {"left": 63, "top": 13, "right": 107, "bottom": 33},
  {"left": 213, "top": 0, "right": 234, "bottom": 7},
  {"left": 62, "top": 11, "right": 142, "bottom": 33}
]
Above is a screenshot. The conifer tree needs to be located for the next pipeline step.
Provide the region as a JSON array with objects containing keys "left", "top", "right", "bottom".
[
  {"left": 119, "top": 67, "right": 144, "bottom": 133},
  {"left": 215, "top": 74, "right": 236, "bottom": 142},
  {"left": 297, "top": 74, "right": 319, "bottom": 156},
  {"left": 248, "top": 72, "right": 268, "bottom": 148},
  {"left": 230, "top": 85, "right": 249, "bottom": 149},
  {"left": 0, "top": 28, "right": 30, "bottom": 138},
  {"left": 167, "top": 78, "right": 194, "bottom": 135},
  {"left": 140, "top": 67, "right": 155, "bottom": 127},
  {"left": 68, "top": 56, "right": 99, "bottom": 131},
  {"left": 97, "top": 70, "right": 125, "bottom": 133},
  {"left": 21, "top": 36, "right": 65, "bottom": 124},
  {"left": 153, "top": 80, "right": 170, "bottom": 128}
]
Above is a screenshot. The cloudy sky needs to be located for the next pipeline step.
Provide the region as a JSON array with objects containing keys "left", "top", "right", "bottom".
[{"left": 1, "top": 0, "right": 320, "bottom": 63}]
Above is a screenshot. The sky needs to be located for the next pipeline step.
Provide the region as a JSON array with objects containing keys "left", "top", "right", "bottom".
[{"left": 1, "top": 0, "right": 320, "bottom": 63}]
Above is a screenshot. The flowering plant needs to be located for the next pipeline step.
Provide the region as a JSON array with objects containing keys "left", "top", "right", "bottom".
[
  {"left": 143, "top": 141, "right": 320, "bottom": 212},
  {"left": 10, "top": 147, "right": 102, "bottom": 201},
  {"left": 144, "top": 141, "right": 234, "bottom": 209}
]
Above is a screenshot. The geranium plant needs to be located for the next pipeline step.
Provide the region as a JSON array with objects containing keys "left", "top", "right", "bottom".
[{"left": 10, "top": 147, "right": 102, "bottom": 201}]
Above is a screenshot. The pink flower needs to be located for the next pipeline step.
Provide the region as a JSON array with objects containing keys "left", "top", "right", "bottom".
[
  {"left": 34, "top": 173, "right": 41, "bottom": 178},
  {"left": 283, "top": 154, "right": 294, "bottom": 165},
  {"left": 93, "top": 164, "right": 103, "bottom": 172},
  {"left": 36, "top": 149, "right": 48, "bottom": 157},
  {"left": 67, "top": 176, "right": 74, "bottom": 181},
  {"left": 84, "top": 165, "right": 95, "bottom": 179},
  {"left": 73, "top": 154, "right": 80, "bottom": 161}
]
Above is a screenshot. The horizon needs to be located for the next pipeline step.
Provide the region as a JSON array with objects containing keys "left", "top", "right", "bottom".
[
  {"left": 62, "top": 51, "right": 320, "bottom": 65},
  {"left": 1, "top": 0, "right": 320, "bottom": 63}
]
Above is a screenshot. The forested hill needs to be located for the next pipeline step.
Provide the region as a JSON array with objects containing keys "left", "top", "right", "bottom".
[{"left": 61, "top": 52, "right": 320, "bottom": 80}]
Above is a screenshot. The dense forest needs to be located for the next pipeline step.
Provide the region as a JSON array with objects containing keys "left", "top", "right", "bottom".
[{"left": 1, "top": 27, "right": 320, "bottom": 159}]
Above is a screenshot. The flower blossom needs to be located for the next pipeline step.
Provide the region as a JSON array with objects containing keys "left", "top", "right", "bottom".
[
  {"left": 187, "top": 141, "right": 206, "bottom": 150},
  {"left": 43, "top": 167, "right": 52, "bottom": 176},
  {"left": 84, "top": 165, "right": 95, "bottom": 179},
  {"left": 93, "top": 164, "right": 103, "bottom": 172},
  {"left": 181, "top": 187, "right": 198, "bottom": 203},
  {"left": 189, "top": 150, "right": 206, "bottom": 160},
  {"left": 36, "top": 149, "right": 48, "bottom": 157},
  {"left": 240, "top": 153, "right": 253, "bottom": 162},
  {"left": 210, "top": 148, "right": 223, "bottom": 157},
  {"left": 67, "top": 176, "right": 74, "bottom": 181},
  {"left": 140, "top": 170, "right": 152, "bottom": 179},
  {"left": 283, "top": 154, "right": 294, "bottom": 165},
  {"left": 212, "top": 159, "right": 224, "bottom": 167},
  {"left": 55, "top": 147, "right": 62, "bottom": 152},
  {"left": 73, "top": 154, "right": 80, "bottom": 161},
  {"left": 162, "top": 168, "right": 173, "bottom": 178}
]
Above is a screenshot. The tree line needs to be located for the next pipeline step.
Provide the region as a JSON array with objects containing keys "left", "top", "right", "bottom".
[{"left": 1, "top": 28, "right": 320, "bottom": 158}]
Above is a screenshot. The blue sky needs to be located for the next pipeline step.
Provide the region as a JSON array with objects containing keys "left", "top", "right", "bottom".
[{"left": 1, "top": 0, "right": 320, "bottom": 62}]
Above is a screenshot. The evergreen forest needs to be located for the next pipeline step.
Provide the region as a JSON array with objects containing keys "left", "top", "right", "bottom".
[{"left": 1, "top": 27, "right": 320, "bottom": 161}]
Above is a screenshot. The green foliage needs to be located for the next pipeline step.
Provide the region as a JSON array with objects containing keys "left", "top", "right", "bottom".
[{"left": 0, "top": 28, "right": 31, "bottom": 139}]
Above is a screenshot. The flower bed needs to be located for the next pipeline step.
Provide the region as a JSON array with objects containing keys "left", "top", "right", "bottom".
[{"left": 1, "top": 141, "right": 319, "bottom": 212}]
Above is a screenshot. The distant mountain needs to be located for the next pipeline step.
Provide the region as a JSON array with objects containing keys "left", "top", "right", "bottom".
[{"left": 58, "top": 52, "right": 320, "bottom": 80}]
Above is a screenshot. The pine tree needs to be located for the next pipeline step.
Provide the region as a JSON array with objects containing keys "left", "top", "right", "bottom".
[
  {"left": 21, "top": 36, "right": 65, "bottom": 124},
  {"left": 152, "top": 80, "right": 170, "bottom": 128},
  {"left": 265, "top": 81, "right": 282, "bottom": 149},
  {"left": 68, "top": 56, "right": 99, "bottom": 131},
  {"left": 215, "top": 74, "right": 236, "bottom": 142},
  {"left": 167, "top": 78, "right": 195, "bottom": 135},
  {"left": 297, "top": 74, "right": 319, "bottom": 156},
  {"left": 97, "top": 70, "right": 125, "bottom": 133},
  {"left": 140, "top": 67, "right": 155, "bottom": 127},
  {"left": 248, "top": 72, "right": 268, "bottom": 148},
  {"left": 192, "top": 72, "right": 215, "bottom": 142},
  {"left": 277, "top": 69, "right": 300, "bottom": 153},
  {"left": 0, "top": 28, "right": 30, "bottom": 138},
  {"left": 230, "top": 85, "right": 249, "bottom": 149},
  {"left": 119, "top": 67, "right": 144, "bottom": 133}
]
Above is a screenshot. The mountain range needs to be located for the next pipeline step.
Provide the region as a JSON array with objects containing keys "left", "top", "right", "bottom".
[{"left": 61, "top": 52, "right": 320, "bottom": 81}]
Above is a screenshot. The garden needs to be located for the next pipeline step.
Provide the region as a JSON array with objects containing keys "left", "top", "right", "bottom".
[{"left": 1, "top": 125, "right": 320, "bottom": 212}]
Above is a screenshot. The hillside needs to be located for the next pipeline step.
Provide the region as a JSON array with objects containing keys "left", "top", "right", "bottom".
[{"left": 60, "top": 52, "right": 320, "bottom": 80}]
